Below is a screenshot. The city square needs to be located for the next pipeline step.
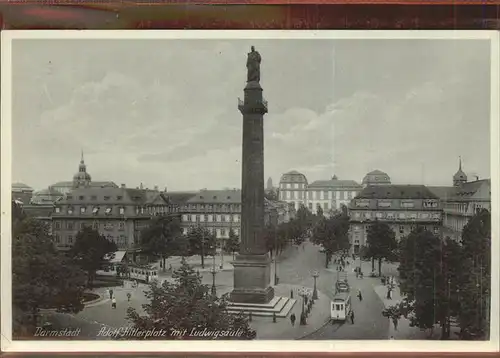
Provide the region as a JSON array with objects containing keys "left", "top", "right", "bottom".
[{"left": 6, "top": 33, "right": 494, "bottom": 343}]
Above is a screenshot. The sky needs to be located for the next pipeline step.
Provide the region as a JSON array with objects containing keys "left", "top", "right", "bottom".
[{"left": 11, "top": 36, "right": 492, "bottom": 192}]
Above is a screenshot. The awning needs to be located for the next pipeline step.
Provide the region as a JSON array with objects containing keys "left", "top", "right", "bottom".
[{"left": 104, "top": 250, "right": 127, "bottom": 263}]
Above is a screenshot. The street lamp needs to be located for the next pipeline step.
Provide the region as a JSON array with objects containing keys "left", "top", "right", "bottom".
[
  {"left": 312, "top": 270, "right": 319, "bottom": 300},
  {"left": 219, "top": 240, "right": 224, "bottom": 269},
  {"left": 298, "top": 287, "right": 307, "bottom": 325},
  {"left": 211, "top": 252, "right": 218, "bottom": 297},
  {"left": 274, "top": 226, "right": 279, "bottom": 285}
]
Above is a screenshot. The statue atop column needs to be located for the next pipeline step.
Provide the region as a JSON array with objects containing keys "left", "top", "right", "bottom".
[{"left": 246, "top": 46, "right": 261, "bottom": 83}]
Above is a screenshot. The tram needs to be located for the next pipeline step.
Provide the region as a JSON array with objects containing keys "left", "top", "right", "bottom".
[
  {"left": 330, "top": 292, "right": 352, "bottom": 322},
  {"left": 129, "top": 267, "right": 158, "bottom": 283}
]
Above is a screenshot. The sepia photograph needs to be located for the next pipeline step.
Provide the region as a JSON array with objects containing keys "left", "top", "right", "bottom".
[{"left": 1, "top": 30, "right": 498, "bottom": 352}]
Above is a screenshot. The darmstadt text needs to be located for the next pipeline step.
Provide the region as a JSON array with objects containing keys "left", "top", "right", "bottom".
[{"left": 34, "top": 327, "right": 81, "bottom": 337}]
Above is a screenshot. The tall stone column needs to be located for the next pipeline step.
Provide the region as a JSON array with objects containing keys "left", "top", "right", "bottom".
[{"left": 230, "top": 47, "right": 274, "bottom": 304}]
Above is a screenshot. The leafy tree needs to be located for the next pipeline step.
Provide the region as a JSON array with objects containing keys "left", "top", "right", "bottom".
[
  {"left": 12, "top": 200, "right": 26, "bottom": 224},
  {"left": 12, "top": 217, "right": 86, "bottom": 336},
  {"left": 264, "top": 189, "right": 278, "bottom": 201},
  {"left": 457, "top": 209, "right": 491, "bottom": 339},
  {"left": 263, "top": 223, "right": 277, "bottom": 256},
  {"left": 70, "top": 226, "right": 117, "bottom": 287},
  {"left": 397, "top": 227, "right": 446, "bottom": 334},
  {"left": 365, "top": 220, "right": 397, "bottom": 276},
  {"left": 287, "top": 219, "right": 305, "bottom": 245},
  {"left": 225, "top": 228, "right": 240, "bottom": 260},
  {"left": 186, "top": 226, "right": 216, "bottom": 269},
  {"left": 316, "top": 205, "right": 324, "bottom": 219},
  {"left": 311, "top": 212, "right": 350, "bottom": 267},
  {"left": 126, "top": 260, "right": 256, "bottom": 340},
  {"left": 296, "top": 204, "right": 314, "bottom": 233},
  {"left": 140, "top": 215, "right": 183, "bottom": 271}
]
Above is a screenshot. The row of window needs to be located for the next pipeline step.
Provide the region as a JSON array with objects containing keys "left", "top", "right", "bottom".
[
  {"left": 53, "top": 221, "right": 126, "bottom": 231},
  {"left": 352, "top": 225, "right": 440, "bottom": 236},
  {"left": 182, "top": 214, "right": 240, "bottom": 223},
  {"left": 54, "top": 206, "right": 170, "bottom": 216},
  {"left": 67, "top": 195, "right": 124, "bottom": 201},
  {"left": 354, "top": 200, "right": 438, "bottom": 209},
  {"left": 54, "top": 233, "right": 129, "bottom": 245},
  {"left": 351, "top": 211, "right": 441, "bottom": 220},
  {"left": 181, "top": 227, "right": 239, "bottom": 238},
  {"left": 280, "top": 183, "right": 305, "bottom": 189},
  {"left": 281, "top": 190, "right": 356, "bottom": 201},
  {"left": 181, "top": 204, "right": 241, "bottom": 212}
]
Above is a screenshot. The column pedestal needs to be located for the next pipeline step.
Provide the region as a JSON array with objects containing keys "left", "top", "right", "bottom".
[{"left": 230, "top": 253, "right": 275, "bottom": 304}]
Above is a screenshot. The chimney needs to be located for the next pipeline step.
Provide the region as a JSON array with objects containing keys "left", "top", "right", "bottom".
[
  {"left": 154, "top": 185, "right": 158, "bottom": 191},
  {"left": 164, "top": 187, "right": 168, "bottom": 193},
  {"left": 121, "top": 184, "right": 126, "bottom": 189}
]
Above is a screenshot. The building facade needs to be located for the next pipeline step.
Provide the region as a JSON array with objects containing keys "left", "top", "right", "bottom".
[
  {"left": 348, "top": 185, "right": 442, "bottom": 254},
  {"left": 278, "top": 170, "right": 363, "bottom": 215},
  {"left": 180, "top": 189, "right": 295, "bottom": 240},
  {"left": 428, "top": 159, "right": 491, "bottom": 241},
  {"left": 51, "top": 186, "right": 174, "bottom": 251}
]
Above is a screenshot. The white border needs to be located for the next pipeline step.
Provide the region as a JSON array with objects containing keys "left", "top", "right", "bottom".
[{"left": 1, "top": 30, "right": 499, "bottom": 353}]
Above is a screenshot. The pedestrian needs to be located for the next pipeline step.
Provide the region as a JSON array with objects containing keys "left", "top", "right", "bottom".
[
  {"left": 357, "top": 290, "right": 363, "bottom": 301},
  {"left": 290, "top": 313, "right": 296, "bottom": 326},
  {"left": 111, "top": 298, "right": 117, "bottom": 309},
  {"left": 350, "top": 310, "right": 355, "bottom": 324},
  {"left": 109, "top": 289, "right": 114, "bottom": 300},
  {"left": 127, "top": 292, "right": 131, "bottom": 302},
  {"left": 392, "top": 317, "right": 398, "bottom": 331}
]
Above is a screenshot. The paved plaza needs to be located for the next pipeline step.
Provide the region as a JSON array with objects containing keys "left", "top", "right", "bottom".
[{"left": 44, "top": 241, "right": 414, "bottom": 340}]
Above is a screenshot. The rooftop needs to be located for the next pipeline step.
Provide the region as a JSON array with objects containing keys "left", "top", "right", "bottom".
[
  {"left": 366, "top": 170, "right": 388, "bottom": 176},
  {"left": 428, "top": 179, "right": 491, "bottom": 200},
  {"left": 186, "top": 189, "right": 241, "bottom": 204},
  {"left": 55, "top": 186, "right": 168, "bottom": 206},
  {"left": 355, "top": 185, "right": 439, "bottom": 200},
  {"left": 12, "top": 182, "right": 34, "bottom": 191},
  {"left": 308, "top": 179, "right": 362, "bottom": 189}
]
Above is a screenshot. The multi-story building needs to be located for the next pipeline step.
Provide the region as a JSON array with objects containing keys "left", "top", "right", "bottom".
[
  {"left": 348, "top": 185, "right": 442, "bottom": 254},
  {"left": 278, "top": 171, "right": 308, "bottom": 210},
  {"left": 51, "top": 185, "right": 175, "bottom": 251},
  {"left": 305, "top": 177, "right": 363, "bottom": 215},
  {"left": 180, "top": 189, "right": 295, "bottom": 241},
  {"left": 428, "top": 158, "right": 491, "bottom": 241},
  {"left": 278, "top": 170, "right": 363, "bottom": 215},
  {"left": 11, "top": 182, "right": 34, "bottom": 205}
]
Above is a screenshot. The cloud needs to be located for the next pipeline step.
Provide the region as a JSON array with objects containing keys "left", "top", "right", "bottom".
[{"left": 11, "top": 38, "right": 491, "bottom": 191}]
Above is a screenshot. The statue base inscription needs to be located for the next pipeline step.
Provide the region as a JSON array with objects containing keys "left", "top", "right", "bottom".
[{"left": 230, "top": 253, "right": 275, "bottom": 304}]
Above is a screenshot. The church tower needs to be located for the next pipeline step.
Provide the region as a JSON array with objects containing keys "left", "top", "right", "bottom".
[
  {"left": 453, "top": 156, "right": 467, "bottom": 187},
  {"left": 73, "top": 150, "right": 92, "bottom": 189}
]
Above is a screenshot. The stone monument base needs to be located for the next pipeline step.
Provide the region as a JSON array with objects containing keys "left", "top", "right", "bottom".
[
  {"left": 230, "top": 253, "right": 275, "bottom": 304},
  {"left": 227, "top": 295, "right": 296, "bottom": 317}
]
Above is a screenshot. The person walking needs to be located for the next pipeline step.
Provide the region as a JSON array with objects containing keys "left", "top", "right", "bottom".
[
  {"left": 290, "top": 313, "right": 296, "bottom": 326},
  {"left": 392, "top": 317, "right": 398, "bottom": 331},
  {"left": 109, "top": 289, "right": 114, "bottom": 300},
  {"left": 350, "top": 310, "right": 355, "bottom": 324},
  {"left": 127, "top": 292, "right": 131, "bottom": 302},
  {"left": 357, "top": 290, "right": 363, "bottom": 302},
  {"left": 111, "top": 297, "right": 117, "bottom": 309}
]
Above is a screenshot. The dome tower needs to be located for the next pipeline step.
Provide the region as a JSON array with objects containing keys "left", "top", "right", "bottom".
[{"left": 73, "top": 150, "right": 92, "bottom": 189}]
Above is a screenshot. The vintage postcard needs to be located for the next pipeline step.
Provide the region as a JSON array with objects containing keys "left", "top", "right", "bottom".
[{"left": 1, "top": 30, "right": 498, "bottom": 353}]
